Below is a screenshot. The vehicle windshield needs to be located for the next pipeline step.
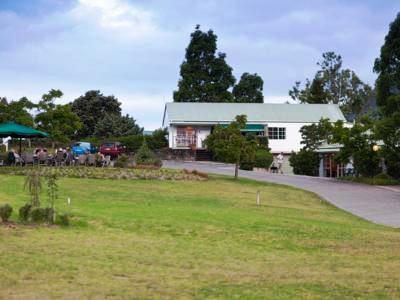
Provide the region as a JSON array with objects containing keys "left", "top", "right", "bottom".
[
  {"left": 73, "top": 143, "right": 81, "bottom": 147},
  {"left": 103, "top": 143, "right": 114, "bottom": 147}
]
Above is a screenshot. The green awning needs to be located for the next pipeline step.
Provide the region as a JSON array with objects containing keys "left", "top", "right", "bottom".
[
  {"left": 0, "top": 122, "right": 49, "bottom": 138},
  {"left": 221, "top": 124, "right": 265, "bottom": 132}
]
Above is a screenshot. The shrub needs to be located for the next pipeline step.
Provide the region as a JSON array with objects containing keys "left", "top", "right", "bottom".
[
  {"left": 374, "top": 173, "right": 392, "bottom": 180},
  {"left": 135, "top": 141, "right": 162, "bottom": 167},
  {"left": 57, "top": 213, "right": 70, "bottom": 226},
  {"left": 30, "top": 207, "right": 48, "bottom": 223},
  {"left": 115, "top": 154, "right": 129, "bottom": 168},
  {"left": 119, "top": 135, "right": 144, "bottom": 153},
  {"left": 254, "top": 150, "right": 273, "bottom": 169},
  {"left": 240, "top": 160, "right": 254, "bottom": 171},
  {"left": 0, "top": 204, "right": 13, "bottom": 223},
  {"left": 19, "top": 203, "right": 32, "bottom": 222},
  {"left": 289, "top": 150, "right": 319, "bottom": 176}
]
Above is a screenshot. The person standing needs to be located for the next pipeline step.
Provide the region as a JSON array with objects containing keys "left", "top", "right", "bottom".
[{"left": 277, "top": 152, "right": 284, "bottom": 174}]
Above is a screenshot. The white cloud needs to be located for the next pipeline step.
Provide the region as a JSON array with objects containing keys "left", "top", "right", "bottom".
[{"left": 72, "top": 0, "right": 159, "bottom": 39}]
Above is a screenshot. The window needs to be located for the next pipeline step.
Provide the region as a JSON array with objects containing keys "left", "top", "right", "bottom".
[{"left": 268, "top": 127, "right": 286, "bottom": 140}]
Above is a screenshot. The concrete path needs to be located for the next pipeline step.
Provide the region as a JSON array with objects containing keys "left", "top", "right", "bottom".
[{"left": 163, "top": 160, "right": 400, "bottom": 228}]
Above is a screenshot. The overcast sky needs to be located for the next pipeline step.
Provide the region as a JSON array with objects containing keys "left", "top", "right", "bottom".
[{"left": 0, "top": 0, "right": 398, "bottom": 129}]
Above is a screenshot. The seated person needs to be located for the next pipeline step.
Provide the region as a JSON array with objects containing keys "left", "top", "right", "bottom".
[{"left": 7, "top": 150, "right": 16, "bottom": 165}]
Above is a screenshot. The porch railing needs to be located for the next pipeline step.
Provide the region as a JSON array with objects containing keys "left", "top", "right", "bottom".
[{"left": 173, "top": 135, "right": 197, "bottom": 148}]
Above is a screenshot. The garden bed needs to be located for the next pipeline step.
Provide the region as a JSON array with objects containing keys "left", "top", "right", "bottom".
[{"left": 0, "top": 166, "right": 208, "bottom": 181}]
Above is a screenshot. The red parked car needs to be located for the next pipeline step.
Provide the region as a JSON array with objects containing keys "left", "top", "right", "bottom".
[{"left": 99, "top": 142, "right": 125, "bottom": 158}]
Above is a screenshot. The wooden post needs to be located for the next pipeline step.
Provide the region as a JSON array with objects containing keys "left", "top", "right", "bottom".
[{"left": 256, "top": 190, "right": 260, "bottom": 206}]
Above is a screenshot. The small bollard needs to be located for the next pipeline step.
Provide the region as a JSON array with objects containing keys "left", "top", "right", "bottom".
[{"left": 256, "top": 190, "right": 260, "bottom": 206}]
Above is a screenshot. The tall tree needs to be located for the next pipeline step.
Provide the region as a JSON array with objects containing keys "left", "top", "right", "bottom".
[
  {"left": 93, "top": 113, "right": 143, "bottom": 138},
  {"left": 35, "top": 90, "right": 82, "bottom": 146},
  {"left": 173, "top": 25, "right": 236, "bottom": 102},
  {"left": 0, "top": 97, "right": 35, "bottom": 126},
  {"left": 71, "top": 90, "right": 122, "bottom": 138},
  {"left": 289, "top": 52, "right": 372, "bottom": 120},
  {"left": 232, "top": 73, "right": 264, "bottom": 103},
  {"left": 205, "top": 115, "right": 257, "bottom": 179},
  {"left": 373, "top": 13, "right": 400, "bottom": 178}
]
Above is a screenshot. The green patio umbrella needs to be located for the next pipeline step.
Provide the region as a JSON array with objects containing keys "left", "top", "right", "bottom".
[{"left": 0, "top": 122, "right": 49, "bottom": 154}]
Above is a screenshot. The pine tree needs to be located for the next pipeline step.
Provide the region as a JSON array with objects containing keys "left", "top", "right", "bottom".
[
  {"left": 173, "top": 25, "right": 235, "bottom": 102},
  {"left": 232, "top": 73, "right": 264, "bottom": 103}
]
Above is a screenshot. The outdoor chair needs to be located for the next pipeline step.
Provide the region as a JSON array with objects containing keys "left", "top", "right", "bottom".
[
  {"left": 78, "top": 155, "right": 87, "bottom": 166},
  {"left": 37, "top": 152, "right": 48, "bottom": 166},
  {"left": 55, "top": 152, "right": 66, "bottom": 166},
  {"left": 23, "top": 153, "right": 34, "bottom": 165},
  {"left": 87, "top": 154, "right": 96, "bottom": 166},
  {"left": 102, "top": 155, "right": 111, "bottom": 167}
]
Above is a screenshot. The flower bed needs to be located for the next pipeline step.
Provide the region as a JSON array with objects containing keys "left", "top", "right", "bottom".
[{"left": 0, "top": 166, "right": 208, "bottom": 181}]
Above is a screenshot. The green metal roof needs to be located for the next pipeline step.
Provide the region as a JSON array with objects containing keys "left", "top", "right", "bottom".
[
  {"left": 163, "top": 103, "right": 346, "bottom": 125},
  {"left": 0, "top": 122, "right": 49, "bottom": 138}
]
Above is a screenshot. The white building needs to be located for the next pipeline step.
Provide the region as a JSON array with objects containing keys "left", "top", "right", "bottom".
[{"left": 162, "top": 102, "right": 346, "bottom": 154}]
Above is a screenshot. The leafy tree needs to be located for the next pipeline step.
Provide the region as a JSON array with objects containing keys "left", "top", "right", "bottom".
[
  {"left": 299, "top": 118, "right": 332, "bottom": 150},
  {"left": 71, "top": 90, "right": 122, "bottom": 137},
  {"left": 205, "top": 115, "right": 257, "bottom": 179},
  {"left": 289, "top": 52, "right": 372, "bottom": 120},
  {"left": 93, "top": 113, "right": 143, "bottom": 138},
  {"left": 373, "top": 13, "right": 400, "bottom": 178},
  {"left": 173, "top": 25, "right": 236, "bottom": 103},
  {"left": 0, "top": 97, "right": 35, "bottom": 126},
  {"left": 232, "top": 73, "right": 264, "bottom": 103},
  {"left": 35, "top": 90, "right": 82, "bottom": 146},
  {"left": 329, "top": 117, "right": 380, "bottom": 177}
]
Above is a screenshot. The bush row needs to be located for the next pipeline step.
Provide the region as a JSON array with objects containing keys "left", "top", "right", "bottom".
[{"left": 0, "top": 203, "right": 69, "bottom": 226}]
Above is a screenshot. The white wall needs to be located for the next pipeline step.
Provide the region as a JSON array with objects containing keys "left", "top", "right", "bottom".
[
  {"left": 168, "top": 123, "right": 311, "bottom": 153},
  {"left": 267, "top": 122, "right": 308, "bottom": 153}
]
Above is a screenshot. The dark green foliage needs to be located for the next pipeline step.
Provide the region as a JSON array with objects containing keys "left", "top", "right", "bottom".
[
  {"left": 328, "top": 117, "right": 381, "bottom": 177},
  {"left": 71, "top": 90, "right": 122, "bottom": 137},
  {"left": 300, "top": 118, "right": 332, "bottom": 150},
  {"left": 119, "top": 135, "right": 144, "bottom": 152},
  {"left": 134, "top": 141, "right": 162, "bottom": 167},
  {"left": 255, "top": 136, "right": 269, "bottom": 150},
  {"left": 373, "top": 13, "right": 400, "bottom": 178},
  {"left": 0, "top": 96, "right": 35, "bottom": 126},
  {"left": 35, "top": 90, "right": 82, "bottom": 144},
  {"left": 289, "top": 150, "right": 320, "bottom": 176},
  {"left": 374, "top": 173, "right": 392, "bottom": 180},
  {"left": 19, "top": 203, "right": 32, "bottom": 222},
  {"left": 374, "top": 13, "right": 400, "bottom": 116},
  {"left": 30, "top": 207, "right": 48, "bottom": 223},
  {"left": 94, "top": 113, "right": 142, "bottom": 138},
  {"left": 115, "top": 154, "right": 129, "bottom": 168},
  {"left": 254, "top": 150, "right": 273, "bottom": 169},
  {"left": 289, "top": 52, "right": 372, "bottom": 120},
  {"left": 205, "top": 115, "right": 257, "bottom": 178},
  {"left": 57, "top": 213, "right": 70, "bottom": 226},
  {"left": 239, "top": 160, "right": 254, "bottom": 171},
  {"left": 233, "top": 73, "right": 264, "bottom": 103},
  {"left": 173, "top": 25, "right": 235, "bottom": 103},
  {"left": 146, "top": 128, "right": 168, "bottom": 150},
  {"left": 0, "top": 204, "right": 13, "bottom": 222}
]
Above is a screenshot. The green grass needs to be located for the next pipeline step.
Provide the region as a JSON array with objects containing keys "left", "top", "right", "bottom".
[
  {"left": 340, "top": 176, "right": 400, "bottom": 186},
  {"left": 1, "top": 174, "right": 400, "bottom": 299}
]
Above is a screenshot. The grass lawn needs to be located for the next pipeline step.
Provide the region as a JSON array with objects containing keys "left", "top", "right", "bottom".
[
  {"left": 340, "top": 176, "right": 400, "bottom": 186},
  {"left": 1, "top": 174, "right": 400, "bottom": 299}
]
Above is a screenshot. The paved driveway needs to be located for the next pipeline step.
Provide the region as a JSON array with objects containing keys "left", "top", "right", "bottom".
[{"left": 163, "top": 160, "right": 400, "bottom": 228}]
